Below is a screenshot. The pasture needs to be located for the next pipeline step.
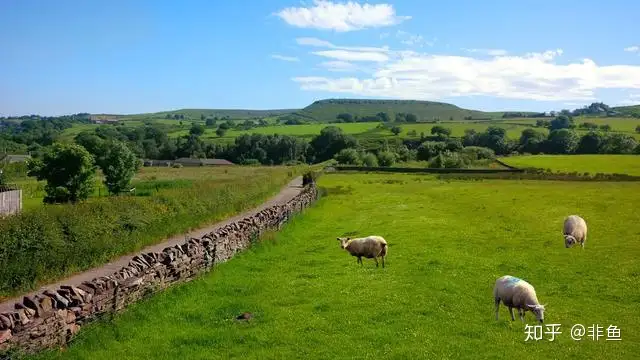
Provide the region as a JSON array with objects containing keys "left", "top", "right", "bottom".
[
  {"left": 30, "top": 174, "right": 640, "bottom": 359},
  {"left": 500, "top": 155, "right": 640, "bottom": 176}
]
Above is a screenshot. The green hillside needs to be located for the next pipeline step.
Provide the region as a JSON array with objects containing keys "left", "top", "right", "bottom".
[
  {"left": 121, "top": 108, "right": 298, "bottom": 121},
  {"left": 612, "top": 104, "right": 640, "bottom": 117},
  {"left": 295, "top": 99, "right": 503, "bottom": 122}
]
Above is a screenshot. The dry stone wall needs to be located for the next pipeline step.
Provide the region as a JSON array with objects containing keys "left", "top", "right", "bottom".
[{"left": 0, "top": 183, "right": 318, "bottom": 356}]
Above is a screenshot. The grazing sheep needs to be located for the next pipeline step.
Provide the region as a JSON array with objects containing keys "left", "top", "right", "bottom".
[
  {"left": 337, "top": 235, "right": 388, "bottom": 268},
  {"left": 563, "top": 215, "right": 588, "bottom": 249},
  {"left": 494, "top": 275, "right": 546, "bottom": 323}
]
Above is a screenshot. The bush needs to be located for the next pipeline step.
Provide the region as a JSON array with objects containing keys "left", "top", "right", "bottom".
[
  {"left": 377, "top": 151, "right": 397, "bottom": 167},
  {"left": 429, "top": 151, "right": 467, "bottom": 169},
  {"left": 417, "top": 141, "right": 447, "bottom": 161},
  {"left": 0, "top": 167, "right": 305, "bottom": 297},
  {"left": 172, "top": 163, "right": 183, "bottom": 168},
  {"left": 242, "top": 159, "right": 261, "bottom": 166},
  {"left": 460, "top": 146, "right": 496, "bottom": 161},
  {"left": 396, "top": 145, "right": 417, "bottom": 162},
  {"left": 334, "top": 148, "right": 362, "bottom": 165},
  {"left": 360, "top": 152, "right": 379, "bottom": 167}
]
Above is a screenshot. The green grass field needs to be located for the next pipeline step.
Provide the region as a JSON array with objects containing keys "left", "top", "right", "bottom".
[
  {"left": 30, "top": 174, "right": 640, "bottom": 359},
  {"left": 499, "top": 155, "right": 640, "bottom": 176}
]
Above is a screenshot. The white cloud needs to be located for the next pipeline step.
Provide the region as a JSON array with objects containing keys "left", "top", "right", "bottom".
[
  {"left": 624, "top": 46, "right": 639, "bottom": 53},
  {"left": 320, "top": 61, "right": 359, "bottom": 72},
  {"left": 271, "top": 54, "right": 300, "bottom": 62},
  {"left": 312, "top": 49, "right": 389, "bottom": 62},
  {"left": 379, "top": 32, "right": 390, "bottom": 39},
  {"left": 464, "top": 48, "right": 508, "bottom": 56},
  {"left": 396, "top": 30, "right": 434, "bottom": 47},
  {"left": 292, "top": 41, "right": 640, "bottom": 102},
  {"left": 275, "top": 0, "right": 410, "bottom": 32},
  {"left": 296, "top": 37, "right": 389, "bottom": 53}
]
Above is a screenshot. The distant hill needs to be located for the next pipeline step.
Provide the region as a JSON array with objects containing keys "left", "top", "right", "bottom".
[
  {"left": 612, "top": 105, "right": 640, "bottom": 117},
  {"left": 124, "top": 108, "right": 298, "bottom": 120},
  {"left": 294, "top": 99, "right": 503, "bottom": 122}
]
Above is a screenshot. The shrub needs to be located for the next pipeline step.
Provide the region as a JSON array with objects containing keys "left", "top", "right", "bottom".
[
  {"left": 417, "top": 141, "right": 447, "bottom": 161},
  {"left": 429, "top": 151, "right": 467, "bottom": 169},
  {"left": 334, "top": 148, "right": 362, "bottom": 165},
  {"left": 460, "top": 146, "right": 496, "bottom": 161},
  {"left": 360, "top": 152, "right": 379, "bottom": 167},
  {"left": 377, "top": 151, "right": 397, "bottom": 167},
  {"left": 242, "top": 159, "right": 261, "bottom": 166},
  {"left": 172, "top": 163, "right": 183, "bottom": 168},
  {"left": 0, "top": 167, "right": 305, "bottom": 297},
  {"left": 26, "top": 143, "right": 96, "bottom": 204}
]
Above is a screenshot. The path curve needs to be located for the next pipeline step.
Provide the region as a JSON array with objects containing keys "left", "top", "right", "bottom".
[{"left": 0, "top": 176, "right": 304, "bottom": 313}]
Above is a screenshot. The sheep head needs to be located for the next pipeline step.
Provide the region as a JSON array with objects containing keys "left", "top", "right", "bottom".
[
  {"left": 527, "top": 304, "right": 546, "bottom": 323},
  {"left": 564, "top": 234, "right": 576, "bottom": 248},
  {"left": 336, "top": 237, "right": 351, "bottom": 249}
]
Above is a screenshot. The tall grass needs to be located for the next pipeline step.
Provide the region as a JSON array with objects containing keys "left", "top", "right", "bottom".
[{"left": 0, "top": 166, "right": 307, "bottom": 298}]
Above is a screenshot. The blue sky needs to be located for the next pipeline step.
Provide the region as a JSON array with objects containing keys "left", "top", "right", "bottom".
[{"left": 1, "top": 0, "right": 640, "bottom": 116}]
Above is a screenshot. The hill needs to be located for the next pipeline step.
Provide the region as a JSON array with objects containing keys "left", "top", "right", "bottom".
[
  {"left": 294, "top": 99, "right": 503, "bottom": 122},
  {"left": 122, "top": 108, "right": 298, "bottom": 121},
  {"left": 612, "top": 104, "right": 640, "bottom": 117}
]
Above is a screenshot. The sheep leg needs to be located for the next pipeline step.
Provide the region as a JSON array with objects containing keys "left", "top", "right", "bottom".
[
  {"left": 509, "top": 307, "right": 515, "bottom": 321},
  {"left": 381, "top": 256, "right": 385, "bottom": 268},
  {"left": 374, "top": 257, "right": 379, "bottom": 267},
  {"left": 495, "top": 298, "right": 500, "bottom": 321},
  {"left": 519, "top": 308, "right": 525, "bottom": 322},
  {"left": 357, "top": 256, "right": 362, "bottom": 265}
]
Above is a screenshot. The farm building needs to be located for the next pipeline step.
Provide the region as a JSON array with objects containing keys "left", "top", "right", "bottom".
[{"left": 90, "top": 115, "right": 120, "bottom": 124}]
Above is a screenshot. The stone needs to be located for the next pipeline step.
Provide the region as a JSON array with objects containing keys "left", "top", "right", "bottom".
[
  {"left": 0, "top": 314, "right": 13, "bottom": 330},
  {"left": 77, "top": 284, "right": 95, "bottom": 296},
  {"left": 0, "top": 329, "right": 12, "bottom": 344}
]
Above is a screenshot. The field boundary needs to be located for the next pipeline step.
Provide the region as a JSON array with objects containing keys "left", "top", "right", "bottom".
[
  {"left": 0, "top": 182, "right": 319, "bottom": 356},
  {"left": 332, "top": 166, "right": 524, "bottom": 174}
]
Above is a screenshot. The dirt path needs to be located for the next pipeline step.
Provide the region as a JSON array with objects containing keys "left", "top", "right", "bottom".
[{"left": 0, "top": 176, "right": 304, "bottom": 313}]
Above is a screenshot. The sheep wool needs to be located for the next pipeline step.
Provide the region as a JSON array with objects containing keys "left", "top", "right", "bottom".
[
  {"left": 337, "top": 235, "right": 388, "bottom": 268},
  {"left": 563, "top": 215, "right": 588, "bottom": 249},
  {"left": 494, "top": 275, "right": 546, "bottom": 323}
]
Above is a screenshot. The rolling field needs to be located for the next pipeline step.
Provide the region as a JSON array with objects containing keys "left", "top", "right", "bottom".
[
  {"left": 30, "top": 174, "right": 640, "bottom": 359},
  {"left": 500, "top": 155, "right": 640, "bottom": 176}
]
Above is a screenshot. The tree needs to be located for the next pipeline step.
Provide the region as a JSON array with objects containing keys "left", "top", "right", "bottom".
[
  {"left": 216, "top": 128, "right": 227, "bottom": 137},
  {"left": 26, "top": 143, "right": 96, "bottom": 203},
  {"left": 360, "top": 152, "right": 379, "bottom": 167},
  {"left": 376, "top": 112, "right": 390, "bottom": 122},
  {"left": 189, "top": 123, "right": 205, "bottom": 137},
  {"left": 377, "top": 151, "right": 396, "bottom": 167},
  {"left": 604, "top": 133, "right": 638, "bottom": 154},
  {"left": 391, "top": 126, "right": 402, "bottom": 136},
  {"left": 405, "top": 113, "right": 418, "bottom": 123},
  {"left": 417, "top": 141, "right": 447, "bottom": 161},
  {"left": 205, "top": 118, "right": 216, "bottom": 127},
  {"left": 334, "top": 148, "right": 361, "bottom": 165},
  {"left": 336, "top": 113, "right": 353, "bottom": 123},
  {"left": 636, "top": 125, "right": 640, "bottom": 134},
  {"left": 99, "top": 141, "right": 140, "bottom": 195},
  {"left": 576, "top": 132, "right": 604, "bottom": 154},
  {"left": 519, "top": 128, "right": 546, "bottom": 154},
  {"left": 546, "top": 129, "right": 579, "bottom": 154},
  {"left": 430, "top": 125, "right": 452, "bottom": 137},
  {"left": 309, "top": 126, "right": 358, "bottom": 162},
  {"left": 549, "top": 115, "right": 574, "bottom": 130},
  {"left": 74, "top": 132, "right": 106, "bottom": 157},
  {"left": 599, "top": 124, "right": 611, "bottom": 132}
]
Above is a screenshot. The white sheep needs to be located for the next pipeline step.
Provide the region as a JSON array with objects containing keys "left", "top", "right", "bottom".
[
  {"left": 493, "top": 275, "right": 546, "bottom": 323},
  {"left": 336, "top": 235, "right": 388, "bottom": 268},
  {"left": 563, "top": 215, "right": 588, "bottom": 249}
]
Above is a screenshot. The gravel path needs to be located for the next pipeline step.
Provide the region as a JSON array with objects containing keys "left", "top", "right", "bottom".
[{"left": 0, "top": 176, "right": 304, "bottom": 313}]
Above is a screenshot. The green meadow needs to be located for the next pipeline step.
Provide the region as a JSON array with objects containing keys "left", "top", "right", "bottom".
[
  {"left": 499, "top": 155, "right": 640, "bottom": 176},
  {"left": 29, "top": 173, "right": 640, "bottom": 360}
]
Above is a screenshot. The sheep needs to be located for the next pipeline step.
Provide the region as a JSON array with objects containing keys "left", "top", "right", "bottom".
[
  {"left": 493, "top": 275, "right": 546, "bottom": 323},
  {"left": 563, "top": 215, "right": 588, "bottom": 249},
  {"left": 336, "top": 235, "right": 387, "bottom": 268}
]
